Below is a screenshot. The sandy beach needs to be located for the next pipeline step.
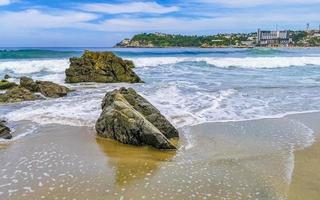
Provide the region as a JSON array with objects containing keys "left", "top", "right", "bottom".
[{"left": 0, "top": 112, "right": 319, "bottom": 200}]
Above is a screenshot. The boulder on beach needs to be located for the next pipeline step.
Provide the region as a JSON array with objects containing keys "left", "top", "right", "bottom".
[
  {"left": 0, "top": 121, "right": 12, "bottom": 139},
  {"left": 20, "top": 77, "right": 71, "bottom": 98},
  {"left": 0, "top": 80, "right": 17, "bottom": 90},
  {"left": 95, "top": 88, "right": 178, "bottom": 150},
  {"left": 65, "top": 51, "right": 142, "bottom": 83},
  {"left": 0, "top": 86, "right": 40, "bottom": 104}
]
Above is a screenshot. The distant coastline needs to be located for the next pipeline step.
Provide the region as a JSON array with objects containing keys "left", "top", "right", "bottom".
[{"left": 114, "top": 31, "right": 320, "bottom": 48}]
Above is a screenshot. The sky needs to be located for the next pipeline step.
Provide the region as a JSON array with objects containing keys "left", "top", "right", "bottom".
[{"left": 0, "top": 0, "right": 320, "bottom": 47}]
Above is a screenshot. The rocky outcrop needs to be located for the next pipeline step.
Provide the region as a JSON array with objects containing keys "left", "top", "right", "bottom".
[
  {"left": 95, "top": 88, "right": 178, "bottom": 150},
  {"left": 0, "top": 121, "right": 12, "bottom": 139},
  {"left": 65, "top": 51, "right": 142, "bottom": 83},
  {"left": 0, "top": 80, "right": 17, "bottom": 90},
  {"left": 20, "top": 77, "right": 71, "bottom": 98},
  {"left": 0, "top": 86, "right": 40, "bottom": 104}
]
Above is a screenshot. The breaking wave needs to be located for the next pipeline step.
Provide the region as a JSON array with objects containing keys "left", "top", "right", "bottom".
[
  {"left": 130, "top": 56, "right": 320, "bottom": 68},
  {"left": 0, "top": 59, "right": 69, "bottom": 74}
]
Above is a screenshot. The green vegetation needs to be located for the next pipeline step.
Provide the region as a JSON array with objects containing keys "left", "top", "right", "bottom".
[
  {"left": 291, "top": 31, "right": 320, "bottom": 47},
  {"left": 116, "top": 33, "right": 256, "bottom": 48},
  {"left": 115, "top": 31, "right": 320, "bottom": 48},
  {"left": 0, "top": 80, "right": 17, "bottom": 90}
]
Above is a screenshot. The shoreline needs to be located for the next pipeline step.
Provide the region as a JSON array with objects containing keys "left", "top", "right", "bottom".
[{"left": 0, "top": 111, "right": 319, "bottom": 199}]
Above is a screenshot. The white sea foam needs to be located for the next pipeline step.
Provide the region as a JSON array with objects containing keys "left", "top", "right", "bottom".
[
  {"left": 0, "top": 59, "right": 69, "bottom": 74},
  {"left": 0, "top": 124, "right": 38, "bottom": 143},
  {"left": 129, "top": 56, "right": 320, "bottom": 68},
  {"left": 4, "top": 83, "right": 320, "bottom": 132},
  {"left": 5, "top": 94, "right": 102, "bottom": 127}
]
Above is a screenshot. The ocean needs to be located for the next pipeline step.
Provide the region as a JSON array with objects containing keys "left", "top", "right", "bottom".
[
  {"left": 1, "top": 47, "right": 320, "bottom": 199},
  {"left": 1, "top": 48, "right": 320, "bottom": 130}
]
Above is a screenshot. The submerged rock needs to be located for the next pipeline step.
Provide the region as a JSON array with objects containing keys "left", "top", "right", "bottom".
[
  {"left": 95, "top": 88, "right": 178, "bottom": 150},
  {"left": 4, "top": 74, "right": 11, "bottom": 79},
  {"left": 0, "top": 121, "right": 11, "bottom": 139},
  {"left": 0, "top": 86, "right": 40, "bottom": 104},
  {"left": 20, "top": 77, "right": 71, "bottom": 98},
  {"left": 0, "top": 80, "right": 17, "bottom": 90},
  {"left": 65, "top": 51, "right": 142, "bottom": 83}
]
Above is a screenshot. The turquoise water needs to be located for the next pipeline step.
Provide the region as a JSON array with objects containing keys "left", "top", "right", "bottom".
[{"left": 1, "top": 47, "right": 320, "bottom": 130}]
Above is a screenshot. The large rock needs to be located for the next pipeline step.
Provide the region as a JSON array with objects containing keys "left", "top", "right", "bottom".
[
  {"left": 20, "top": 77, "right": 71, "bottom": 98},
  {"left": 0, "top": 86, "right": 40, "bottom": 104},
  {"left": 65, "top": 51, "right": 142, "bottom": 83},
  {"left": 102, "top": 88, "right": 179, "bottom": 139},
  {"left": 0, "top": 121, "right": 11, "bottom": 139},
  {"left": 95, "top": 88, "right": 178, "bottom": 150}
]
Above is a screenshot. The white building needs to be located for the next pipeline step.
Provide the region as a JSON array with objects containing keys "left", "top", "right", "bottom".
[{"left": 257, "top": 29, "right": 292, "bottom": 46}]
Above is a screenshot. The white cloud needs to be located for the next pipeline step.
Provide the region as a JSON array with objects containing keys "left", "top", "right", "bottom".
[
  {"left": 0, "top": 0, "right": 11, "bottom": 6},
  {"left": 82, "top": 10, "right": 320, "bottom": 33},
  {"left": 0, "top": 9, "right": 98, "bottom": 30},
  {"left": 79, "top": 2, "right": 179, "bottom": 14},
  {"left": 0, "top": 6, "right": 319, "bottom": 35},
  {"left": 197, "top": 0, "right": 320, "bottom": 7}
]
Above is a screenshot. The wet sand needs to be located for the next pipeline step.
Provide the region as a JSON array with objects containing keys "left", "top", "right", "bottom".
[
  {"left": 287, "top": 140, "right": 320, "bottom": 200},
  {"left": 0, "top": 112, "right": 319, "bottom": 200},
  {"left": 286, "top": 113, "right": 320, "bottom": 200}
]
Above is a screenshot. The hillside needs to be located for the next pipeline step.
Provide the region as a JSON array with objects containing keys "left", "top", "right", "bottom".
[
  {"left": 114, "top": 31, "right": 320, "bottom": 48},
  {"left": 114, "top": 33, "right": 255, "bottom": 48}
]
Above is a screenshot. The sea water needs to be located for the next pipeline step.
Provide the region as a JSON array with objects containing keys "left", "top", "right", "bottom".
[{"left": 1, "top": 48, "right": 320, "bottom": 130}]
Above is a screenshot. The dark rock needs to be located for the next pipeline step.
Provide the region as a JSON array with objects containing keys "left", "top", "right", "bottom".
[
  {"left": 65, "top": 51, "right": 142, "bottom": 83},
  {"left": 0, "top": 86, "right": 40, "bottom": 104},
  {"left": 0, "top": 80, "right": 17, "bottom": 90},
  {"left": 20, "top": 77, "right": 71, "bottom": 98},
  {"left": 95, "top": 88, "right": 178, "bottom": 150},
  {"left": 0, "top": 121, "right": 12, "bottom": 139},
  {"left": 4, "top": 74, "right": 11, "bottom": 79},
  {"left": 20, "top": 76, "right": 38, "bottom": 91},
  {"left": 101, "top": 88, "right": 179, "bottom": 139}
]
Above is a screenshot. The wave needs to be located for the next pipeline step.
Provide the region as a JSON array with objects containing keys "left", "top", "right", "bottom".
[
  {"left": 0, "top": 59, "right": 69, "bottom": 74},
  {"left": 0, "top": 49, "right": 79, "bottom": 59},
  {"left": 2, "top": 56, "right": 318, "bottom": 76},
  {"left": 129, "top": 56, "right": 320, "bottom": 68}
]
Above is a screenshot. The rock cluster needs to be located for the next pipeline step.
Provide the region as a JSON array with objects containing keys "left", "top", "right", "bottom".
[
  {"left": 0, "top": 121, "right": 12, "bottom": 139},
  {"left": 0, "top": 86, "right": 40, "bottom": 103},
  {"left": 0, "top": 77, "right": 71, "bottom": 104},
  {"left": 20, "top": 77, "right": 71, "bottom": 98},
  {"left": 95, "top": 88, "right": 179, "bottom": 150},
  {"left": 65, "top": 51, "right": 142, "bottom": 83}
]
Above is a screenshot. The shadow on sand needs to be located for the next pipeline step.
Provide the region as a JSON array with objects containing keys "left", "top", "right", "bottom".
[{"left": 96, "top": 137, "right": 177, "bottom": 186}]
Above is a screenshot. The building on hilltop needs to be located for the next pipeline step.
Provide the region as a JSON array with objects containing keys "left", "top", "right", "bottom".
[{"left": 257, "top": 29, "right": 292, "bottom": 47}]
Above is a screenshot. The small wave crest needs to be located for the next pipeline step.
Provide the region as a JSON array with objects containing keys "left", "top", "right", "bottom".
[
  {"left": 0, "top": 59, "right": 69, "bottom": 74},
  {"left": 129, "top": 56, "right": 320, "bottom": 69}
]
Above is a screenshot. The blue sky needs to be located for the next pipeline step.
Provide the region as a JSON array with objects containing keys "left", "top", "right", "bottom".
[{"left": 0, "top": 0, "right": 320, "bottom": 47}]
